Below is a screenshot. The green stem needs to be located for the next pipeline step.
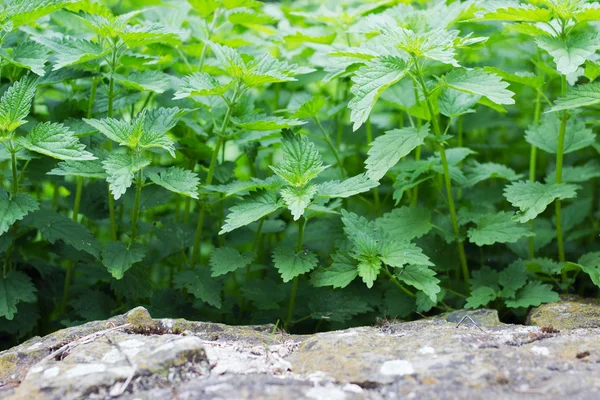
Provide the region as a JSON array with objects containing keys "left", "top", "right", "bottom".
[
  {"left": 286, "top": 217, "right": 306, "bottom": 329},
  {"left": 382, "top": 267, "right": 416, "bottom": 298},
  {"left": 10, "top": 144, "right": 17, "bottom": 197},
  {"left": 60, "top": 176, "right": 83, "bottom": 316},
  {"left": 557, "top": 76, "right": 568, "bottom": 274},
  {"left": 315, "top": 118, "right": 345, "bottom": 178},
  {"left": 416, "top": 70, "right": 469, "bottom": 293},
  {"left": 366, "top": 118, "right": 381, "bottom": 215},
  {"left": 528, "top": 89, "right": 543, "bottom": 260},
  {"left": 130, "top": 169, "right": 144, "bottom": 246}
]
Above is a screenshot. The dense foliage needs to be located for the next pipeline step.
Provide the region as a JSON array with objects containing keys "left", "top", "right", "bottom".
[{"left": 2, "top": 0, "right": 600, "bottom": 349}]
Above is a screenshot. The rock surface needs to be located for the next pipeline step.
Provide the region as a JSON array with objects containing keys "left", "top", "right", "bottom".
[
  {"left": 528, "top": 295, "right": 600, "bottom": 330},
  {"left": 1, "top": 306, "right": 600, "bottom": 399}
]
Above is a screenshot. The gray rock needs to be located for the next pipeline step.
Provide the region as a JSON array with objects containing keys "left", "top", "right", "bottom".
[
  {"left": 528, "top": 295, "right": 600, "bottom": 330},
  {"left": 2, "top": 307, "right": 600, "bottom": 399}
]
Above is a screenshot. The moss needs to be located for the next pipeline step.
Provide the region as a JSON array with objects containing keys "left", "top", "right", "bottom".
[
  {"left": 0, "top": 353, "right": 17, "bottom": 377},
  {"left": 126, "top": 307, "right": 158, "bottom": 332},
  {"left": 527, "top": 295, "right": 600, "bottom": 330}
]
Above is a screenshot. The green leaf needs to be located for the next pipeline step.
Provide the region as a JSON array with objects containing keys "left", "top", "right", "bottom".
[
  {"left": 467, "top": 212, "right": 534, "bottom": 246},
  {"left": 241, "top": 278, "right": 286, "bottom": 310},
  {"left": 0, "top": 75, "right": 38, "bottom": 132},
  {"left": 210, "top": 247, "right": 254, "bottom": 277},
  {"left": 0, "top": 272, "right": 37, "bottom": 320},
  {"left": 380, "top": 240, "right": 433, "bottom": 268},
  {"left": 4, "top": 0, "right": 74, "bottom": 29},
  {"left": 438, "top": 88, "right": 480, "bottom": 118},
  {"left": 536, "top": 33, "right": 600, "bottom": 75},
  {"left": 147, "top": 167, "right": 200, "bottom": 199},
  {"left": 242, "top": 54, "right": 307, "bottom": 87},
  {"left": 173, "top": 269, "right": 221, "bottom": 308},
  {"left": 0, "top": 190, "right": 39, "bottom": 236},
  {"left": 397, "top": 264, "right": 441, "bottom": 303},
  {"left": 84, "top": 116, "right": 143, "bottom": 148},
  {"left": 32, "top": 36, "right": 108, "bottom": 70},
  {"left": 232, "top": 114, "right": 306, "bottom": 130},
  {"left": 26, "top": 210, "right": 101, "bottom": 257},
  {"left": 576, "top": 252, "right": 600, "bottom": 287},
  {"left": 311, "top": 252, "right": 358, "bottom": 289},
  {"left": 102, "top": 152, "right": 151, "bottom": 200},
  {"left": 270, "top": 130, "right": 328, "bottom": 188},
  {"left": 504, "top": 181, "right": 579, "bottom": 223},
  {"left": 551, "top": 82, "right": 600, "bottom": 111},
  {"left": 173, "top": 72, "right": 231, "bottom": 99},
  {"left": 365, "top": 124, "right": 429, "bottom": 181},
  {"left": 101, "top": 241, "right": 146, "bottom": 280},
  {"left": 357, "top": 258, "right": 381, "bottom": 288},
  {"left": 281, "top": 185, "right": 317, "bottom": 221},
  {"left": 504, "top": 281, "right": 560, "bottom": 308},
  {"left": 550, "top": 161, "right": 600, "bottom": 183},
  {"left": 376, "top": 206, "right": 432, "bottom": 241},
  {"left": 464, "top": 161, "right": 521, "bottom": 186},
  {"left": 475, "top": 5, "right": 552, "bottom": 22},
  {"left": 121, "top": 23, "right": 181, "bottom": 48},
  {"left": 116, "top": 70, "right": 172, "bottom": 93},
  {"left": 208, "top": 42, "right": 246, "bottom": 78},
  {"left": 465, "top": 286, "right": 497, "bottom": 309},
  {"left": 220, "top": 192, "right": 283, "bottom": 234},
  {"left": 382, "top": 27, "right": 459, "bottom": 66},
  {"left": 0, "top": 42, "right": 49, "bottom": 76},
  {"left": 349, "top": 56, "right": 408, "bottom": 131},
  {"left": 444, "top": 69, "right": 515, "bottom": 105},
  {"left": 317, "top": 173, "right": 379, "bottom": 198},
  {"left": 525, "top": 114, "right": 595, "bottom": 154},
  {"left": 18, "top": 122, "right": 95, "bottom": 160},
  {"left": 140, "top": 107, "right": 184, "bottom": 157},
  {"left": 48, "top": 159, "right": 106, "bottom": 178},
  {"left": 498, "top": 261, "right": 528, "bottom": 297},
  {"left": 293, "top": 97, "right": 326, "bottom": 118},
  {"left": 272, "top": 246, "right": 318, "bottom": 282}
]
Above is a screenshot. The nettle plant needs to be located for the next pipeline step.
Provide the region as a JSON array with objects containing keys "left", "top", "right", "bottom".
[{"left": 2, "top": 0, "right": 600, "bottom": 349}]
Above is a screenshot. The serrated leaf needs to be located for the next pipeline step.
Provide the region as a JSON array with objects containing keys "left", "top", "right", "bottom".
[
  {"left": 381, "top": 240, "right": 433, "bottom": 268},
  {"left": 32, "top": 36, "right": 108, "bottom": 70},
  {"left": 209, "top": 247, "right": 254, "bottom": 277},
  {"left": 376, "top": 206, "right": 432, "bottom": 241},
  {"left": 84, "top": 116, "right": 143, "bottom": 148},
  {"left": 382, "top": 27, "right": 459, "bottom": 66},
  {"left": 576, "top": 252, "right": 600, "bottom": 287},
  {"left": 551, "top": 82, "right": 600, "bottom": 111},
  {"left": 365, "top": 124, "right": 429, "bottom": 181},
  {"left": 208, "top": 42, "right": 246, "bottom": 77},
  {"left": 4, "top": 0, "right": 75, "bottom": 29},
  {"left": 476, "top": 5, "right": 552, "bottom": 22},
  {"left": 48, "top": 159, "right": 106, "bottom": 178},
  {"left": 467, "top": 211, "right": 534, "bottom": 246},
  {"left": 438, "top": 88, "right": 480, "bottom": 117},
  {"left": 121, "top": 23, "right": 181, "bottom": 48},
  {"left": 140, "top": 107, "right": 183, "bottom": 157},
  {"left": 147, "top": 167, "right": 200, "bottom": 199},
  {"left": 232, "top": 114, "right": 306, "bottom": 130},
  {"left": 317, "top": 173, "right": 379, "bottom": 198},
  {"left": 18, "top": 122, "right": 95, "bottom": 160},
  {"left": 0, "top": 190, "right": 39, "bottom": 236},
  {"left": 465, "top": 286, "right": 497, "bottom": 309},
  {"left": 444, "top": 69, "right": 515, "bottom": 105},
  {"left": 173, "top": 72, "right": 231, "bottom": 99},
  {"left": 0, "top": 41, "right": 49, "bottom": 76},
  {"left": 242, "top": 54, "right": 307, "bottom": 87},
  {"left": 0, "top": 75, "right": 38, "bottom": 132},
  {"left": 311, "top": 252, "right": 358, "bottom": 289},
  {"left": 173, "top": 269, "right": 221, "bottom": 308},
  {"left": 101, "top": 241, "right": 145, "bottom": 280},
  {"left": 550, "top": 161, "right": 600, "bottom": 183},
  {"left": 536, "top": 33, "right": 600, "bottom": 75},
  {"left": 281, "top": 185, "right": 317, "bottom": 221},
  {"left": 116, "top": 70, "right": 171, "bottom": 93},
  {"left": 272, "top": 246, "right": 318, "bottom": 282},
  {"left": 504, "top": 281, "right": 560, "bottom": 308},
  {"left": 293, "top": 96, "right": 326, "bottom": 118},
  {"left": 220, "top": 192, "right": 283, "bottom": 234},
  {"left": 0, "top": 272, "right": 37, "bottom": 320},
  {"left": 349, "top": 56, "right": 408, "bottom": 131},
  {"left": 464, "top": 161, "right": 521, "bottom": 186},
  {"left": 102, "top": 152, "right": 151, "bottom": 200},
  {"left": 26, "top": 210, "right": 101, "bottom": 257},
  {"left": 525, "top": 114, "right": 595, "bottom": 155},
  {"left": 270, "top": 130, "right": 328, "bottom": 187},
  {"left": 498, "top": 261, "right": 528, "bottom": 297},
  {"left": 504, "top": 181, "right": 579, "bottom": 223},
  {"left": 397, "top": 264, "right": 441, "bottom": 303}
]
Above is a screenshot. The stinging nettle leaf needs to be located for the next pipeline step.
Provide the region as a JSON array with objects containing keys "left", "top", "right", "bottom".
[
  {"left": 0, "top": 190, "right": 40, "bottom": 236},
  {"left": 272, "top": 246, "right": 318, "bottom": 282},
  {"left": 0, "top": 41, "right": 49, "bottom": 76},
  {"left": 365, "top": 124, "right": 430, "bottom": 181},
  {"left": 396, "top": 264, "right": 441, "bottom": 303},
  {"left": 0, "top": 75, "right": 38, "bottom": 132},
  {"left": 551, "top": 82, "right": 600, "bottom": 111},
  {"left": 504, "top": 181, "right": 579, "bottom": 223},
  {"left": 102, "top": 152, "right": 151, "bottom": 200},
  {"left": 311, "top": 252, "right": 358, "bottom": 289},
  {"left": 102, "top": 241, "right": 146, "bottom": 280},
  {"left": 317, "top": 173, "right": 379, "bottom": 198},
  {"left": 220, "top": 192, "right": 283, "bottom": 234},
  {"left": 444, "top": 69, "right": 515, "bottom": 105},
  {"left": 504, "top": 281, "right": 559, "bottom": 308},
  {"left": 376, "top": 206, "right": 432, "bottom": 241},
  {"left": 116, "top": 70, "right": 172, "bottom": 94},
  {"left": 48, "top": 159, "right": 106, "bottom": 178},
  {"left": 210, "top": 247, "right": 254, "bottom": 277},
  {"left": 281, "top": 185, "right": 317, "bottom": 221},
  {"left": 232, "top": 114, "right": 306, "bottom": 131},
  {"left": 18, "top": 122, "right": 95, "bottom": 161},
  {"left": 173, "top": 72, "right": 231, "bottom": 99},
  {"left": 536, "top": 33, "right": 600, "bottom": 76},
  {"left": 349, "top": 56, "right": 408, "bottom": 131},
  {"left": 0, "top": 271, "right": 37, "bottom": 320},
  {"left": 525, "top": 114, "right": 596, "bottom": 155},
  {"left": 147, "top": 167, "right": 200, "bottom": 199},
  {"left": 467, "top": 211, "right": 534, "bottom": 246},
  {"left": 173, "top": 269, "right": 222, "bottom": 308}
]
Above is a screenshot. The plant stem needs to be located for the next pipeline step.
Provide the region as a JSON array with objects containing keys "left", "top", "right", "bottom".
[
  {"left": 416, "top": 70, "right": 469, "bottom": 293},
  {"left": 556, "top": 76, "right": 568, "bottom": 273},
  {"left": 59, "top": 176, "right": 84, "bottom": 316},
  {"left": 286, "top": 216, "right": 306, "bottom": 329},
  {"left": 107, "top": 43, "right": 118, "bottom": 241},
  {"left": 528, "top": 89, "right": 543, "bottom": 259},
  {"left": 366, "top": 118, "right": 381, "bottom": 215},
  {"left": 315, "top": 117, "right": 345, "bottom": 178},
  {"left": 382, "top": 267, "right": 416, "bottom": 298},
  {"left": 129, "top": 169, "right": 144, "bottom": 247},
  {"left": 10, "top": 144, "right": 17, "bottom": 197}
]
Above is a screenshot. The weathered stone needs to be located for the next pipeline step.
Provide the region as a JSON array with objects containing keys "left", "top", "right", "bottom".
[
  {"left": 2, "top": 307, "right": 600, "bottom": 399},
  {"left": 527, "top": 295, "right": 600, "bottom": 330},
  {"left": 437, "top": 308, "right": 503, "bottom": 327}
]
